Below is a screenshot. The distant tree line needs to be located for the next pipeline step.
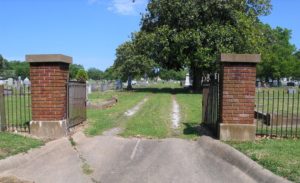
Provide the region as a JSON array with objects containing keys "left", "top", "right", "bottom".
[
  {"left": 0, "top": 56, "right": 112, "bottom": 82},
  {"left": 0, "top": 55, "right": 30, "bottom": 79}
]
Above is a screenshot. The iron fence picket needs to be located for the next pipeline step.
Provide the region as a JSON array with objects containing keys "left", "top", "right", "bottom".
[
  {"left": 256, "top": 88, "right": 300, "bottom": 138},
  {"left": 2, "top": 85, "right": 31, "bottom": 133}
]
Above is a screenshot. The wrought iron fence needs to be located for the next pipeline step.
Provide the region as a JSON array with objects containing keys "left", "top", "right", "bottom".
[
  {"left": 67, "top": 82, "right": 87, "bottom": 128},
  {"left": 0, "top": 84, "right": 31, "bottom": 132},
  {"left": 202, "top": 74, "right": 220, "bottom": 135},
  {"left": 256, "top": 88, "right": 300, "bottom": 138}
]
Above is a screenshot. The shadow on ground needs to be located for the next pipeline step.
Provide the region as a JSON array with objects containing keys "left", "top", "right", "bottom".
[
  {"left": 128, "top": 86, "right": 203, "bottom": 94},
  {"left": 183, "top": 123, "right": 215, "bottom": 138}
]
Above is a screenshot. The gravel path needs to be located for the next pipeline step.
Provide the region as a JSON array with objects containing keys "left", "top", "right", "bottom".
[
  {"left": 171, "top": 95, "right": 180, "bottom": 129},
  {"left": 102, "top": 97, "right": 149, "bottom": 136},
  {"left": 124, "top": 97, "right": 148, "bottom": 117}
]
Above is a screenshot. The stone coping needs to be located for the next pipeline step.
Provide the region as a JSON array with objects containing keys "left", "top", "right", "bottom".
[
  {"left": 26, "top": 54, "right": 72, "bottom": 64},
  {"left": 220, "top": 53, "right": 261, "bottom": 63}
]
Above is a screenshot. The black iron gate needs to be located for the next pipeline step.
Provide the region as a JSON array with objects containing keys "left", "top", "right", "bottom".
[
  {"left": 0, "top": 85, "right": 31, "bottom": 133},
  {"left": 67, "top": 82, "right": 87, "bottom": 128},
  {"left": 202, "top": 74, "right": 220, "bottom": 135}
]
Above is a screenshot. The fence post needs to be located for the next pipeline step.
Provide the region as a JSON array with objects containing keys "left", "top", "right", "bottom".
[
  {"left": 219, "top": 54, "right": 260, "bottom": 141},
  {"left": 0, "top": 85, "right": 6, "bottom": 131},
  {"left": 26, "top": 54, "right": 72, "bottom": 139}
]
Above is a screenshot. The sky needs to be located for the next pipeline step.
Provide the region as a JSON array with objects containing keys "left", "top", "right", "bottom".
[{"left": 0, "top": 0, "right": 299, "bottom": 71}]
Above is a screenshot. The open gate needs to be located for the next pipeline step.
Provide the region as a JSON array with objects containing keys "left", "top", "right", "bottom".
[
  {"left": 202, "top": 74, "right": 220, "bottom": 136},
  {"left": 67, "top": 82, "right": 87, "bottom": 128}
]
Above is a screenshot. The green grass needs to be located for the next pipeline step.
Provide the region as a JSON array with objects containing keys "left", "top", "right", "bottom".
[
  {"left": 229, "top": 139, "right": 300, "bottom": 182},
  {"left": 0, "top": 132, "right": 43, "bottom": 159},
  {"left": 121, "top": 93, "right": 172, "bottom": 138},
  {"left": 86, "top": 91, "right": 147, "bottom": 136},
  {"left": 4, "top": 95, "right": 31, "bottom": 127},
  {"left": 88, "top": 90, "right": 120, "bottom": 101},
  {"left": 176, "top": 93, "right": 202, "bottom": 139},
  {"left": 256, "top": 87, "right": 300, "bottom": 115},
  {"left": 256, "top": 121, "right": 300, "bottom": 137},
  {"left": 86, "top": 83, "right": 203, "bottom": 139}
]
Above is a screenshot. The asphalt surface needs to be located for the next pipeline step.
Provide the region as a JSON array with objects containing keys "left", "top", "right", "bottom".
[{"left": 0, "top": 132, "right": 257, "bottom": 183}]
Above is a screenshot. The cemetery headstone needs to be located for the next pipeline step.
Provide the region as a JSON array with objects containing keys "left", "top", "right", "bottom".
[
  {"left": 24, "top": 77, "right": 31, "bottom": 86},
  {"left": 184, "top": 73, "right": 191, "bottom": 87},
  {"left": 7, "top": 78, "right": 13, "bottom": 86}
]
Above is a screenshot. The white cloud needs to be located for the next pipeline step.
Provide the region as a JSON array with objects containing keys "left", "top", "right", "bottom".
[
  {"left": 87, "top": 0, "right": 146, "bottom": 15},
  {"left": 108, "top": 0, "right": 146, "bottom": 15}
]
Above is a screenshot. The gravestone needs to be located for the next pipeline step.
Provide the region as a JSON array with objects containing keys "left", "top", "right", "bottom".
[
  {"left": 115, "top": 80, "right": 122, "bottom": 90},
  {"left": 184, "top": 73, "right": 191, "bottom": 87},
  {"left": 7, "top": 78, "right": 13, "bottom": 86},
  {"left": 288, "top": 88, "right": 297, "bottom": 94},
  {"left": 24, "top": 77, "right": 31, "bottom": 86}
]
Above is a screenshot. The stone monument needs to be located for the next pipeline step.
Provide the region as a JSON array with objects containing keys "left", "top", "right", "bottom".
[{"left": 184, "top": 73, "right": 191, "bottom": 87}]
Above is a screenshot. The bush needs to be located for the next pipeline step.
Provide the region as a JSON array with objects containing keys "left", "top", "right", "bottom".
[{"left": 75, "top": 69, "right": 88, "bottom": 82}]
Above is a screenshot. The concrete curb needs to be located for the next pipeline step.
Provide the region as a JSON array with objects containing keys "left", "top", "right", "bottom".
[{"left": 198, "top": 136, "right": 291, "bottom": 183}]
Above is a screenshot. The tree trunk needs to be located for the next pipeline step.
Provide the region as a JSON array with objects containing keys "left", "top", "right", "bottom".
[
  {"left": 127, "top": 75, "right": 132, "bottom": 90},
  {"left": 191, "top": 65, "right": 202, "bottom": 92}
]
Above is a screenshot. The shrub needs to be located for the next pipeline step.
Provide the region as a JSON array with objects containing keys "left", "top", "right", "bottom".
[{"left": 75, "top": 69, "right": 88, "bottom": 82}]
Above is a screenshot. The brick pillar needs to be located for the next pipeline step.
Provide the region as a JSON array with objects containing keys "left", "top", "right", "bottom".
[
  {"left": 219, "top": 54, "right": 260, "bottom": 141},
  {"left": 26, "top": 54, "right": 72, "bottom": 139}
]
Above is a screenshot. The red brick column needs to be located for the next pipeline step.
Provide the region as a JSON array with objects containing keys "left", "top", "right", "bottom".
[
  {"left": 26, "top": 54, "right": 72, "bottom": 139},
  {"left": 219, "top": 54, "right": 260, "bottom": 141}
]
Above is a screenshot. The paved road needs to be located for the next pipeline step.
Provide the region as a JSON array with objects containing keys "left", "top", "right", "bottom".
[{"left": 0, "top": 132, "right": 256, "bottom": 183}]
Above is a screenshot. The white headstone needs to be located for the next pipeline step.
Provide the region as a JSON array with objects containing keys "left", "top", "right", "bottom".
[
  {"left": 87, "top": 84, "right": 92, "bottom": 94},
  {"left": 184, "top": 73, "right": 191, "bottom": 87},
  {"left": 24, "top": 77, "right": 31, "bottom": 86},
  {"left": 7, "top": 78, "right": 13, "bottom": 86}
]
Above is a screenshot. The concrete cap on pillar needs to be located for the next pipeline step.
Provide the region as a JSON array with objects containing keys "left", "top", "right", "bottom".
[
  {"left": 26, "top": 54, "right": 73, "bottom": 64},
  {"left": 220, "top": 53, "right": 261, "bottom": 63}
]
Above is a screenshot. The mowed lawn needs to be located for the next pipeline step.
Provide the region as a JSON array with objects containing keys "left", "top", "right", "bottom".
[
  {"left": 176, "top": 93, "right": 202, "bottom": 139},
  {"left": 0, "top": 133, "right": 43, "bottom": 160},
  {"left": 121, "top": 92, "right": 173, "bottom": 138},
  {"left": 86, "top": 90, "right": 147, "bottom": 136},
  {"left": 87, "top": 83, "right": 203, "bottom": 139},
  {"left": 229, "top": 139, "right": 300, "bottom": 183}
]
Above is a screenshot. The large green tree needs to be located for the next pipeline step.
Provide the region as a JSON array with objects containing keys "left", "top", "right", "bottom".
[
  {"left": 257, "top": 25, "right": 297, "bottom": 82},
  {"left": 102, "top": 66, "right": 117, "bottom": 80},
  {"left": 0, "top": 55, "right": 4, "bottom": 70},
  {"left": 159, "top": 69, "right": 186, "bottom": 81},
  {"left": 291, "top": 50, "right": 300, "bottom": 79},
  {"left": 136, "top": 0, "right": 271, "bottom": 90},
  {"left": 113, "top": 41, "right": 155, "bottom": 89}
]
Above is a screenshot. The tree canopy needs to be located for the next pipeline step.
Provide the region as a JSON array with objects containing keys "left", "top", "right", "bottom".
[
  {"left": 113, "top": 41, "right": 155, "bottom": 89},
  {"left": 113, "top": 0, "right": 272, "bottom": 90},
  {"left": 257, "top": 25, "right": 297, "bottom": 81},
  {"left": 69, "top": 64, "right": 84, "bottom": 80},
  {"left": 87, "top": 68, "right": 103, "bottom": 80}
]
